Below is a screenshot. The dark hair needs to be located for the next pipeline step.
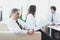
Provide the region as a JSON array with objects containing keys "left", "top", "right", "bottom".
[
  {"left": 51, "top": 6, "right": 56, "bottom": 11},
  {"left": 10, "top": 8, "right": 19, "bottom": 17},
  {"left": 28, "top": 5, "right": 36, "bottom": 16},
  {"left": 11, "top": 8, "right": 19, "bottom": 13}
]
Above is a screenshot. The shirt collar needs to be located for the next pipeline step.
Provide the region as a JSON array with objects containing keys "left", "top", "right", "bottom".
[
  {"left": 10, "top": 18, "right": 17, "bottom": 22},
  {"left": 51, "top": 13, "right": 56, "bottom": 16}
]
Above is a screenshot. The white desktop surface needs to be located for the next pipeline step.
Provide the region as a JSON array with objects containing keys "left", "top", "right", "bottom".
[
  {"left": 48, "top": 25, "right": 60, "bottom": 36},
  {"left": 48, "top": 26, "right": 60, "bottom": 31}
]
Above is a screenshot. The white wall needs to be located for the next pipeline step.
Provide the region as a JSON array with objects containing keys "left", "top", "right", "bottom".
[{"left": 1, "top": 0, "right": 60, "bottom": 24}]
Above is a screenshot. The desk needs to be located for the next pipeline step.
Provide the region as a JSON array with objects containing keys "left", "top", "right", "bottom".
[{"left": 48, "top": 26, "right": 60, "bottom": 40}]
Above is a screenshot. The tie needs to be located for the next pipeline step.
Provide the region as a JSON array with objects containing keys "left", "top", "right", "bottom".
[
  {"left": 16, "top": 21, "right": 23, "bottom": 29},
  {"left": 51, "top": 15, "right": 54, "bottom": 22}
]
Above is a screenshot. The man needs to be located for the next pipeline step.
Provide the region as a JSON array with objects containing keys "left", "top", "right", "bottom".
[
  {"left": 1, "top": 8, "right": 34, "bottom": 35},
  {"left": 47, "top": 6, "right": 60, "bottom": 26},
  {"left": 47, "top": 6, "right": 60, "bottom": 40}
]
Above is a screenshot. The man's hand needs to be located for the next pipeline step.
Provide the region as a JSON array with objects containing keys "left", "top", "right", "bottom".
[
  {"left": 27, "top": 29, "right": 34, "bottom": 35},
  {"left": 50, "top": 22, "right": 55, "bottom": 26}
]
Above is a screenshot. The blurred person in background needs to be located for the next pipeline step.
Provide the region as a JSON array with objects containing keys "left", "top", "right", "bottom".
[{"left": 47, "top": 6, "right": 60, "bottom": 26}]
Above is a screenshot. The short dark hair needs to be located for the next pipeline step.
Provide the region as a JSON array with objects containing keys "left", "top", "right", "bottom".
[
  {"left": 11, "top": 8, "right": 19, "bottom": 13},
  {"left": 29, "top": 5, "right": 36, "bottom": 16},
  {"left": 51, "top": 6, "right": 56, "bottom": 11},
  {"left": 10, "top": 8, "right": 19, "bottom": 17}
]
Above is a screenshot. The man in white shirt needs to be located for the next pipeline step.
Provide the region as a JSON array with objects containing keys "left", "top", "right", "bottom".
[
  {"left": 47, "top": 6, "right": 60, "bottom": 40},
  {"left": 47, "top": 6, "right": 60, "bottom": 26},
  {"left": 1, "top": 8, "right": 34, "bottom": 35}
]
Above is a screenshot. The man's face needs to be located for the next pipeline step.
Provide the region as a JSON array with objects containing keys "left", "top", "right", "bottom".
[
  {"left": 51, "top": 9, "right": 55, "bottom": 14},
  {"left": 13, "top": 11, "right": 20, "bottom": 19}
]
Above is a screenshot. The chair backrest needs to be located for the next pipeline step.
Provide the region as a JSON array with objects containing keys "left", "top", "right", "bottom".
[
  {"left": 0, "top": 23, "right": 9, "bottom": 31},
  {"left": 0, "top": 32, "right": 41, "bottom": 40},
  {"left": 0, "top": 23, "right": 41, "bottom": 40}
]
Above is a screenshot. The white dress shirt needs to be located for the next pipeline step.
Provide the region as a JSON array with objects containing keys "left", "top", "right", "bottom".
[
  {"left": 47, "top": 13, "right": 60, "bottom": 24},
  {"left": 1, "top": 18, "right": 28, "bottom": 34},
  {"left": 26, "top": 14, "right": 40, "bottom": 31}
]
